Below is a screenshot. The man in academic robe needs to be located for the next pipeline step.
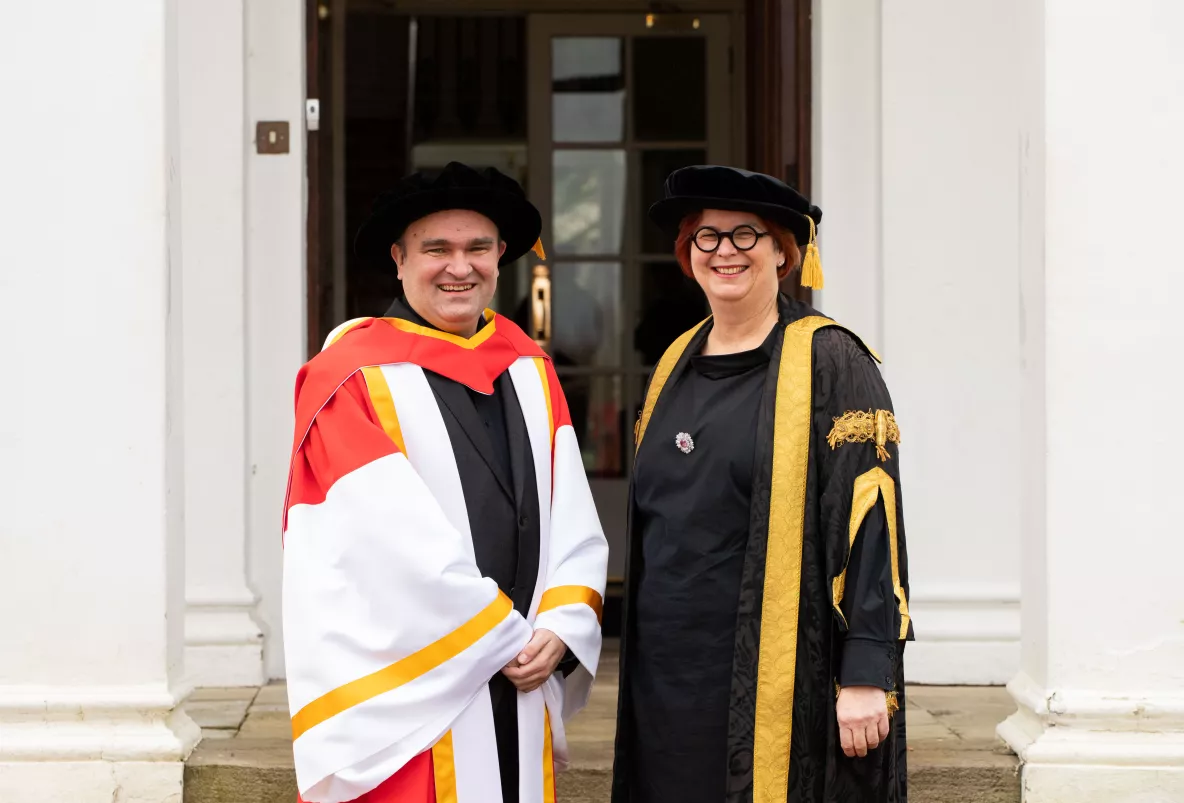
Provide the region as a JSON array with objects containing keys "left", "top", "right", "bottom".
[{"left": 283, "top": 162, "right": 609, "bottom": 803}]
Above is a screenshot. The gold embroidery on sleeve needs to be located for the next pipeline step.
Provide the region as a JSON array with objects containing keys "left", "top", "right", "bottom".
[{"left": 827, "top": 409, "right": 901, "bottom": 462}]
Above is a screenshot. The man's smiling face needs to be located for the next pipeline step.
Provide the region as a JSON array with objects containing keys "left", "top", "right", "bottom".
[{"left": 393, "top": 209, "right": 507, "bottom": 337}]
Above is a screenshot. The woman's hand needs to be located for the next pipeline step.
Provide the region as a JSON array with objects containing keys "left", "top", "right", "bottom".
[
  {"left": 836, "top": 685, "right": 890, "bottom": 758},
  {"left": 502, "top": 629, "right": 567, "bottom": 693}
]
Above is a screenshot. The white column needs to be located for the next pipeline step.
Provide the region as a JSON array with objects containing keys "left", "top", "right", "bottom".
[
  {"left": 999, "top": 3, "right": 1184, "bottom": 800},
  {"left": 246, "top": 0, "right": 308, "bottom": 679},
  {"left": 811, "top": 0, "right": 883, "bottom": 348},
  {"left": 813, "top": 0, "right": 1023, "bottom": 684},
  {"left": 0, "top": 2, "right": 199, "bottom": 801},
  {"left": 179, "top": 0, "right": 265, "bottom": 688}
]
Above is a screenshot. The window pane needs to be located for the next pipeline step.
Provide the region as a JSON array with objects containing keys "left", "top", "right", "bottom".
[
  {"left": 552, "top": 37, "right": 625, "bottom": 142},
  {"left": 634, "top": 261, "right": 707, "bottom": 366},
  {"left": 554, "top": 373, "right": 624, "bottom": 478},
  {"left": 552, "top": 261, "right": 621, "bottom": 368},
  {"left": 553, "top": 150, "right": 626, "bottom": 255},
  {"left": 640, "top": 148, "right": 706, "bottom": 254},
  {"left": 632, "top": 37, "right": 706, "bottom": 141}
]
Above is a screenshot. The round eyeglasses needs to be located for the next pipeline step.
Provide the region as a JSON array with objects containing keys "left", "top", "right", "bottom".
[{"left": 692, "top": 225, "right": 769, "bottom": 253}]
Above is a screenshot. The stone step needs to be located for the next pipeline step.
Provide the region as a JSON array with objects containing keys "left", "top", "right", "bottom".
[
  {"left": 184, "top": 672, "right": 1019, "bottom": 803},
  {"left": 184, "top": 742, "right": 1019, "bottom": 803}
]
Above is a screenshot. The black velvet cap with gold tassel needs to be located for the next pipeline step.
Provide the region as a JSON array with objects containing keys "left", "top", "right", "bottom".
[{"left": 648, "top": 164, "right": 823, "bottom": 281}]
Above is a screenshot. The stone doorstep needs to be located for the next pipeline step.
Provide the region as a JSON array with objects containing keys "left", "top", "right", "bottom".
[
  {"left": 185, "top": 747, "right": 1019, "bottom": 803},
  {"left": 184, "top": 680, "right": 1020, "bottom": 803},
  {"left": 187, "top": 686, "right": 259, "bottom": 731}
]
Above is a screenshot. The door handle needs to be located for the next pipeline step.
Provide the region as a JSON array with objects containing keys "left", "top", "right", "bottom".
[{"left": 530, "top": 264, "right": 552, "bottom": 348}]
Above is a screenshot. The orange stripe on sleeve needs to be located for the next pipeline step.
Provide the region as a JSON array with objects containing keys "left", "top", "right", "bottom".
[
  {"left": 538, "top": 585, "right": 604, "bottom": 624},
  {"left": 291, "top": 592, "right": 515, "bottom": 739}
]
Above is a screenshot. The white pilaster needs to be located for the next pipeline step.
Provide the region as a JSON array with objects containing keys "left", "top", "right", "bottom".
[
  {"left": 999, "top": 3, "right": 1184, "bottom": 799},
  {"left": 0, "top": 2, "right": 199, "bottom": 800},
  {"left": 812, "top": 0, "right": 1024, "bottom": 684},
  {"left": 179, "top": 0, "right": 264, "bottom": 689},
  {"left": 246, "top": 0, "right": 308, "bottom": 679},
  {"left": 811, "top": 0, "right": 883, "bottom": 349},
  {"left": 880, "top": 0, "right": 1026, "bottom": 685}
]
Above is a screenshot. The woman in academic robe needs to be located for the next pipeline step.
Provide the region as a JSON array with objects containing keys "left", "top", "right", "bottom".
[{"left": 611, "top": 165, "right": 914, "bottom": 803}]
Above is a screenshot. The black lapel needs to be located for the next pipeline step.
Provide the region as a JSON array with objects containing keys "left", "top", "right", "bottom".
[
  {"left": 498, "top": 372, "right": 541, "bottom": 616},
  {"left": 499, "top": 372, "right": 531, "bottom": 516},
  {"left": 423, "top": 371, "right": 515, "bottom": 503}
]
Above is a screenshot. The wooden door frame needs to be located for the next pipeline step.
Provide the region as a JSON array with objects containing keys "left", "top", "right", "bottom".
[
  {"left": 306, "top": 0, "right": 323, "bottom": 358},
  {"left": 745, "top": 0, "right": 811, "bottom": 192},
  {"left": 527, "top": 11, "right": 735, "bottom": 445},
  {"left": 745, "top": 0, "right": 813, "bottom": 302},
  {"left": 305, "top": 0, "right": 348, "bottom": 358}
]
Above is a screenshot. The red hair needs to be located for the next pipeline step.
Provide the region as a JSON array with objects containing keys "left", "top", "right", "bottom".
[{"left": 674, "top": 212, "right": 801, "bottom": 280}]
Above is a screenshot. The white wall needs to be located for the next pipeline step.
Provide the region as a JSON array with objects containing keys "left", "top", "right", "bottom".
[
  {"left": 814, "top": 0, "right": 1023, "bottom": 684},
  {"left": 0, "top": 2, "right": 197, "bottom": 798},
  {"left": 0, "top": 0, "right": 185, "bottom": 696},
  {"left": 246, "top": 0, "right": 307, "bottom": 679}
]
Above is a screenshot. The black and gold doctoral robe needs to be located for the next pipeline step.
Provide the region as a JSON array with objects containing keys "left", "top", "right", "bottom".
[{"left": 612, "top": 294, "right": 913, "bottom": 803}]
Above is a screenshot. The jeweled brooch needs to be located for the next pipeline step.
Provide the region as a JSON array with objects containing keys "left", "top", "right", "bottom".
[{"left": 675, "top": 432, "right": 695, "bottom": 454}]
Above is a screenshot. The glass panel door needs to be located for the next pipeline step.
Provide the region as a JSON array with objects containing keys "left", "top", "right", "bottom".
[{"left": 526, "top": 13, "right": 733, "bottom": 585}]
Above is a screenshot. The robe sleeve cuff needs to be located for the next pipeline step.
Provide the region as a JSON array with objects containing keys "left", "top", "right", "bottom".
[
  {"left": 557, "top": 647, "right": 580, "bottom": 678},
  {"left": 839, "top": 637, "right": 897, "bottom": 690}
]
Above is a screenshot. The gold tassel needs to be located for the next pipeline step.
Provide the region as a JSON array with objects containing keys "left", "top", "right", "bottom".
[
  {"left": 531, "top": 237, "right": 546, "bottom": 261},
  {"left": 800, "top": 216, "right": 824, "bottom": 290},
  {"left": 874, "top": 409, "right": 891, "bottom": 462}
]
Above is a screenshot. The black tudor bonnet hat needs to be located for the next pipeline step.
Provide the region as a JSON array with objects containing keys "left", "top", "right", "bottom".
[
  {"left": 354, "top": 161, "right": 545, "bottom": 267},
  {"left": 648, "top": 164, "right": 824, "bottom": 288}
]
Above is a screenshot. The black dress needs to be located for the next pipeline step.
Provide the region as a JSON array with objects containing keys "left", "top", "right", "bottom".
[{"left": 627, "top": 324, "right": 777, "bottom": 803}]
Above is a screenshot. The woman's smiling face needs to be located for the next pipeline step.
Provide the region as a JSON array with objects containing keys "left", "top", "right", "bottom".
[{"left": 688, "top": 209, "right": 783, "bottom": 309}]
